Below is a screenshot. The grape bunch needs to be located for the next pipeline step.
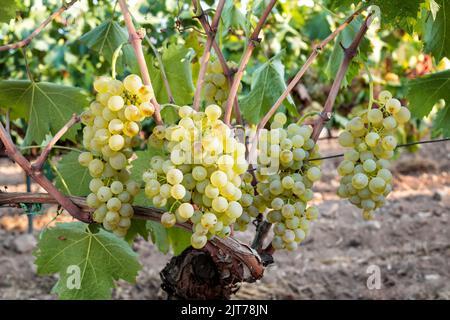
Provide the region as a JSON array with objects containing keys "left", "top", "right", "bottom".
[
  {"left": 336, "top": 90, "right": 411, "bottom": 219},
  {"left": 203, "top": 59, "right": 239, "bottom": 108},
  {"left": 78, "top": 74, "right": 155, "bottom": 237},
  {"left": 143, "top": 104, "right": 249, "bottom": 249},
  {"left": 253, "top": 113, "right": 322, "bottom": 251}
]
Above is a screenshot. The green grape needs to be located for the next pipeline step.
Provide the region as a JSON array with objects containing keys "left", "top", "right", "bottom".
[{"left": 352, "top": 173, "right": 369, "bottom": 189}]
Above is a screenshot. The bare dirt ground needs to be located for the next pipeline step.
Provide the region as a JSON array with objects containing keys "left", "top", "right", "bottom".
[{"left": 0, "top": 138, "right": 449, "bottom": 300}]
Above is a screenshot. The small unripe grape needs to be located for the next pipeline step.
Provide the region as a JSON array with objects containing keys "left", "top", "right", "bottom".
[
  {"left": 93, "top": 204, "right": 107, "bottom": 222},
  {"left": 86, "top": 192, "right": 101, "bottom": 208},
  {"left": 166, "top": 168, "right": 183, "bottom": 185},
  {"left": 205, "top": 104, "right": 222, "bottom": 121},
  {"left": 306, "top": 167, "right": 321, "bottom": 182},
  {"left": 123, "top": 74, "right": 143, "bottom": 94},
  {"left": 119, "top": 203, "right": 133, "bottom": 218},
  {"left": 386, "top": 98, "right": 401, "bottom": 114},
  {"left": 123, "top": 121, "right": 139, "bottom": 137},
  {"left": 382, "top": 135, "right": 397, "bottom": 151},
  {"left": 161, "top": 212, "right": 176, "bottom": 228},
  {"left": 107, "top": 197, "right": 122, "bottom": 211},
  {"left": 178, "top": 203, "right": 194, "bottom": 219},
  {"left": 89, "top": 159, "right": 104, "bottom": 177},
  {"left": 171, "top": 184, "right": 186, "bottom": 199},
  {"left": 369, "top": 177, "right": 386, "bottom": 194},
  {"left": 338, "top": 131, "right": 354, "bottom": 147},
  {"left": 363, "top": 159, "right": 377, "bottom": 173},
  {"left": 109, "top": 134, "right": 125, "bottom": 151},
  {"left": 394, "top": 107, "right": 411, "bottom": 124},
  {"left": 89, "top": 178, "right": 104, "bottom": 193},
  {"left": 105, "top": 211, "right": 120, "bottom": 225},
  {"left": 212, "top": 196, "right": 228, "bottom": 213},
  {"left": 191, "top": 233, "right": 207, "bottom": 249},
  {"left": 274, "top": 112, "right": 287, "bottom": 125},
  {"left": 281, "top": 204, "right": 295, "bottom": 218},
  {"left": 226, "top": 201, "right": 243, "bottom": 219},
  {"left": 97, "top": 186, "right": 113, "bottom": 202},
  {"left": 383, "top": 116, "right": 397, "bottom": 130},
  {"left": 365, "top": 132, "right": 380, "bottom": 147},
  {"left": 110, "top": 181, "right": 124, "bottom": 194},
  {"left": 201, "top": 212, "right": 217, "bottom": 229},
  {"left": 108, "top": 95, "right": 124, "bottom": 111},
  {"left": 282, "top": 229, "right": 296, "bottom": 243},
  {"left": 109, "top": 152, "right": 127, "bottom": 170},
  {"left": 378, "top": 90, "right": 392, "bottom": 103},
  {"left": 352, "top": 173, "right": 369, "bottom": 189},
  {"left": 139, "top": 102, "right": 155, "bottom": 118},
  {"left": 367, "top": 109, "right": 383, "bottom": 125},
  {"left": 78, "top": 152, "right": 93, "bottom": 167}
]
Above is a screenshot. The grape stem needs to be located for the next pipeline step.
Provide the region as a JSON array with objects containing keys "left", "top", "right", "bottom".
[
  {"left": 363, "top": 62, "right": 375, "bottom": 111},
  {"left": 32, "top": 113, "right": 80, "bottom": 171},
  {"left": 311, "top": 13, "right": 373, "bottom": 142},
  {"left": 117, "top": 0, "right": 163, "bottom": 125},
  {"left": 192, "top": 0, "right": 242, "bottom": 124},
  {"left": 256, "top": 6, "right": 364, "bottom": 132},
  {"left": 223, "top": 0, "right": 278, "bottom": 125},
  {"left": 192, "top": 0, "right": 226, "bottom": 111},
  {"left": 0, "top": 0, "right": 78, "bottom": 52},
  {"left": 0, "top": 117, "right": 91, "bottom": 223}
]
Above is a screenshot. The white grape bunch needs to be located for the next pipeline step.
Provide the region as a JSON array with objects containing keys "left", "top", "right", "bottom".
[
  {"left": 336, "top": 90, "right": 411, "bottom": 219},
  {"left": 143, "top": 104, "right": 249, "bottom": 249},
  {"left": 79, "top": 74, "right": 155, "bottom": 237},
  {"left": 251, "top": 112, "right": 322, "bottom": 251},
  {"left": 203, "top": 59, "right": 240, "bottom": 108}
]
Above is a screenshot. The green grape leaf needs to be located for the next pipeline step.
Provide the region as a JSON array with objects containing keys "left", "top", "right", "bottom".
[
  {"left": 240, "top": 55, "right": 295, "bottom": 124},
  {"left": 326, "top": 17, "right": 371, "bottom": 87},
  {"left": 130, "top": 149, "right": 165, "bottom": 183},
  {"left": 304, "top": 12, "right": 331, "bottom": 41},
  {"left": 55, "top": 151, "right": 90, "bottom": 197},
  {"left": 222, "top": 0, "right": 248, "bottom": 33},
  {"left": 0, "top": 80, "right": 86, "bottom": 145},
  {"left": 124, "top": 219, "right": 150, "bottom": 243},
  {"left": 406, "top": 70, "right": 450, "bottom": 118},
  {"left": 34, "top": 222, "right": 141, "bottom": 299},
  {"left": 0, "top": 0, "right": 17, "bottom": 23},
  {"left": 370, "top": 0, "right": 423, "bottom": 31},
  {"left": 147, "top": 44, "right": 195, "bottom": 105},
  {"left": 424, "top": 0, "right": 450, "bottom": 61},
  {"left": 146, "top": 221, "right": 170, "bottom": 254},
  {"left": 79, "top": 20, "right": 137, "bottom": 75},
  {"left": 323, "top": 0, "right": 358, "bottom": 10},
  {"left": 167, "top": 227, "right": 191, "bottom": 256},
  {"left": 432, "top": 105, "right": 450, "bottom": 137}
]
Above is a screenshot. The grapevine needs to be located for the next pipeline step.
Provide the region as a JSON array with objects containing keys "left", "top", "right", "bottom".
[{"left": 0, "top": 0, "right": 448, "bottom": 301}]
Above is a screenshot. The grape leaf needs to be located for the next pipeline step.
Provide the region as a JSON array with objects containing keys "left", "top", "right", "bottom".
[
  {"left": 146, "top": 221, "right": 170, "bottom": 254},
  {"left": 79, "top": 20, "right": 137, "bottom": 75},
  {"left": 304, "top": 12, "right": 331, "bottom": 41},
  {"left": 406, "top": 69, "right": 450, "bottom": 118},
  {"left": 124, "top": 219, "right": 149, "bottom": 243},
  {"left": 0, "top": 80, "right": 86, "bottom": 145},
  {"left": 424, "top": 0, "right": 450, "bottom": 61},
  {"left": 240, "top": 55, "right": 295, "bottom": 124},
  {"left": 323, "top": 0, "right": 358, "bottom": 10},
  {"left": 370, "top": 0, "right": 424, "bottom": 31},
  {"left": 222, "top": 0, "right": 248, "bottom": 33},
  {"left": 147, "top": 44, "right": 195, "bottom": 105},
  {"left": 34, "top": 222, "right": 141, "bottom": 299},
  {"left": 0, "top": 0, "right": 17, "bottom": 22},
  {"left": 55, "top": 151, "right": 90, "bottom": 197},
  {"left": 432, "top": 106, "right": 450, "bottom": 137},
  {"left": 326, "top": 17, "right": 370, "bottom": 87},
  {"left": 160, "top": 104, "right": 180, "bottom": 124},
  {"left": 167, "top": 227, "right": 191, "bottom": 255}
]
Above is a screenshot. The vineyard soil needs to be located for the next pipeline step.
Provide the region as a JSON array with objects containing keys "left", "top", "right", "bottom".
[{"left": 0, "top": 137, "right": 448, "bottom": 299}]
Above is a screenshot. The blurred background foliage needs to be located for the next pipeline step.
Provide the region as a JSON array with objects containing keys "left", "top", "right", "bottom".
[{"left": 0, "top": 0, "right": 449, "bottom": 146}]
